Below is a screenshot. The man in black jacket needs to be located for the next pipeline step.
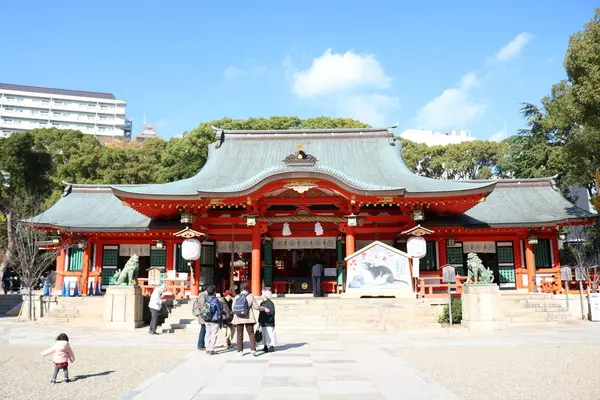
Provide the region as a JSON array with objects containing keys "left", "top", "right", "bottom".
[{"left": 258, "top": 290, "right": 276, "bottom": 353}]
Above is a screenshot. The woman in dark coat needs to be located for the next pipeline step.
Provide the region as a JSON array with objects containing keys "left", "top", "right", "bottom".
[{"left": 258, "top": 290, "right": 276, "bottom": 353}]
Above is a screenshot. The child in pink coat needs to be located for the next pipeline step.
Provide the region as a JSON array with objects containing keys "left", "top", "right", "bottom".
[{"left": 41, "top": 333, "right": 75, "bottom": 384}]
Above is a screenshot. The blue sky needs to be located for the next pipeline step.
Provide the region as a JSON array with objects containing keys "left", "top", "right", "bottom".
[{"left": 1, "top": 1, "right": 597, "bottom": 140}]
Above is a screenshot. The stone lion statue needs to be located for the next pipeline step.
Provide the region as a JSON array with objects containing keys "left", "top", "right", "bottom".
[
  {"left": 466, "top": 253, "right": 494, "bottom": 284},
  {"left": 113, "top": 254, "right": 140, "bottom": 286}
]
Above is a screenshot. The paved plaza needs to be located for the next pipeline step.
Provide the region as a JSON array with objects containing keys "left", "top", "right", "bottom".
[{"left": 1, "top": 317, "right": 600, "bottom": 399}]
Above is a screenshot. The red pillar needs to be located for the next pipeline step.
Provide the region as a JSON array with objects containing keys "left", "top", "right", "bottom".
[
  {"left": 95, "top": 243, "right": 104, "bottom": 289},
  {"left": 513, "top": 239, "right": 524, "bottom": 289},
  {"left": 55, "top": 249, "right": 66, "bottom": 291},
  {"left": 251, "top": 223, "right": 262, "bottom": 296},
  {"left": 345, "top": 226, "right": 356, "bottom": 258},
  {"left": 437, "top": 238, "right": 447, "bottom": 267},
  {"left": 165, "top": 241, "right": 174, "bottom": 271},
  {"left": 525, "top": 240, "right": 536, "bottom": 292},
  {"left": 551, "top": 236, "right": 562, "bottom": 287},
  {"left": 80, "top": 245, "right": 91, "bottom": 294},
  {"left": 191, "top": 259, "right": 200, "bottom": 296}
]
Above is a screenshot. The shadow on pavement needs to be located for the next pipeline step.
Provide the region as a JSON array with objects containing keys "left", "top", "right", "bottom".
[{"left": 73, "top": 370, "right": 115, "bottom": 381}]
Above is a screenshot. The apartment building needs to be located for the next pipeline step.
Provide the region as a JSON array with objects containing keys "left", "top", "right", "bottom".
[{"left": 0, "top": 83, "right": 130, "bottom": 139}]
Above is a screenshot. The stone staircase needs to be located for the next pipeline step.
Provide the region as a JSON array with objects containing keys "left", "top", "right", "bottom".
[
  {"left": 35, "top": 296, "right": 104, "bottom": 326},
  {"left": 158, "top": 297, "right": 445, "bottom": 334},
  {"left": 0, "top": 294, "right": 22, "bottom": 316},
  {"left": 501, "top": 292, "right": 581, "bottom": 326}
]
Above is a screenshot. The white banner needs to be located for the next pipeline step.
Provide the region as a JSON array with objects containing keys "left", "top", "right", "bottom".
[
  {"left": 463, "top": 241, "right": 496, "bottom": 254},
  {"left": 119, "top": 245, "right": 150, "bottom": 257},
  {"left": 273, "top": 237, "right": 337, "bottom": 250}
]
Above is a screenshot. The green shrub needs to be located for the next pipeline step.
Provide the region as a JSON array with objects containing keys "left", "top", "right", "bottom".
[{"left": 438, "top": 298, "right": 462, "bottom": 324}]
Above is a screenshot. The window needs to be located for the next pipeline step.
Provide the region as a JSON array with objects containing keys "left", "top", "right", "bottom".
[
  {"left": 533, "top": 239, "right": 552, "bottom": 268},
  {"left": 67, "top": 248, "right": 83, "bottom": 271},
  {"left": 175, "top": 244, "right": 189, "bottom": 273},
  {"left": 421, "top": 241, "right": 438, "bottom": 272},
  {"left": 497, "top": 242, "right": 516, "bottom": 285},
  {"left": 150, "top": 248, "right": 166, "bottom": 268}
]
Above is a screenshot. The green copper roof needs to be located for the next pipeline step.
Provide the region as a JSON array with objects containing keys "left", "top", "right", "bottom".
[
  {"left": 30, "top": 179, "right": 595, "bottom": 232},
  {"left": 428, "top": 179, "right": 596, "bottom": 227},
  {"left": 28, "top": 186, "right": 150, "bottom": 232},
  {"left": 111, "top": 128, "right": 495, "bottom": 199}
]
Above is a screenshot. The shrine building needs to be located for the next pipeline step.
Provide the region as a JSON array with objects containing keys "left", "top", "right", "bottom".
[{"left": 30, "top": 127, "right": 595, "bottom": 297}]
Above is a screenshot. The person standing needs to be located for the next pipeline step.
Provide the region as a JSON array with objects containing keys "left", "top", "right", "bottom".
[
  {"left": 41, "top": 333, "right": 75, "bottom": 384},
  {"left": 193, "top": 286, "right": 208, "bottom": 350},
  {"left": 148, "top": 284, "right": 166, "bottom": 335},
  {"left": 2, "top": 268, "right": 10, "bottom": 295},
  {"left": 311, "top": 254, "right": 323, "bottom": 297},
  {"left": 204, "top": 285, "right": 222, "bottom": 355},
  {"left": 219, "top": 290, "right": 235, "bottom": 349},
  {"left": 232, "top": 282, "right": 269, "bottom": 356},
  {"left": 258, "top": 290, "right": 277, "bottom": 353}
]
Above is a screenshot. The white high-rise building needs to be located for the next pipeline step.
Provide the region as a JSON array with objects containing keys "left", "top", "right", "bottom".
[
  {"left": 400, "top": 128, "right": 476, "bottom": 146},
  {"left": 0, "top": 83, "right": 129, "bottom": 138}
]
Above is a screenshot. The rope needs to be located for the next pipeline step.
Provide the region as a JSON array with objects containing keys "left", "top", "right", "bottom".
[{"left": 263, "top": 215, "right": 345, "bottom": 223}]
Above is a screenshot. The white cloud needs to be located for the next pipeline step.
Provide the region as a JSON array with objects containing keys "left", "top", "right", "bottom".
[
  {"left": 488, "top": 130, "right": 507, "bottom": 142},
  {"left": 292, "top": 49, "right": 391, "bottom": 97},
  {"left": 337, "top": 94, "right": 399, "bottom": 127},
  {"left": 224, "top": 66, "right": 246, "bottom": 82},
  {"left": 495, "top": 32, "right": 533, "bottom": 62},
  {"left": 416, "top": 72, "right": 487, "bottom": 131}
]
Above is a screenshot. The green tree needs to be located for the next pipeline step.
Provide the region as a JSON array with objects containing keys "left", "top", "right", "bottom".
[
  {"left": 0, "top": 132, "right": 53, "bottom": 277},
  {"left": 565, "top": 9, "right": 600, "bottom": 130},
  {"left": 508, "top": 9, "right": 600, "bottom": 195},
  {"left": 30, "top": 128, "right": 105, "bottom": 205},
  {"left": 399, "top": 138, "right": 506, "bottom": 180}
]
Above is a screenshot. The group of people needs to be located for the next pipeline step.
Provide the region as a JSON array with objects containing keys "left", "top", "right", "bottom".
[
  {"left": 148, "top": 281, "right": 277, "bottom": 356},
  {"left": 196, "top": 282, "right": 277, "bottom": 356}
]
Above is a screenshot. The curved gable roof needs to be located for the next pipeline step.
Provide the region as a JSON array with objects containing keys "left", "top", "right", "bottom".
[{"left": 112, "top": 127, "right": 494, "bottom": 199}]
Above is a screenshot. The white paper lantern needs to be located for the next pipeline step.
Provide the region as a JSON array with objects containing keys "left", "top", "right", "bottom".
[
  {"left": 406, "top": 236, "right": 427, "bottom": 259},
  {"left": 181, "top": 238, "right": 201, "bottom": 261}
]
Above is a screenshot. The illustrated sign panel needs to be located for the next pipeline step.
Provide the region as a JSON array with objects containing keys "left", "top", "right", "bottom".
[{"left": 345, "top": 242, "right": 412, "bottom": 293}]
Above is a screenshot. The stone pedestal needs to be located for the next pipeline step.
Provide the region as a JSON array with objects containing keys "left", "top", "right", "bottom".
[
  {"left": 461, "top": 284, "right": 506, "bottom": 331},
  {"left": 103, "top": 286, "right": 143, "bottom": 330}
]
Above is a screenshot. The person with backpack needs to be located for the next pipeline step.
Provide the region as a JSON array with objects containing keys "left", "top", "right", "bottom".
[
  {"left": 192, "top": 286, "right": 208, "bottom": 350},
  {"left": 231, "top": 282, "right": 270, "bottom": 356},
  {"left": 219, "top": 290, "right": 235, "bottom": 349},
  {"left": 202, "top": 285, "right": 222, "bottom": 355},
  {"left": 258, "top": 289, "right": 277, "bottom": 353}
]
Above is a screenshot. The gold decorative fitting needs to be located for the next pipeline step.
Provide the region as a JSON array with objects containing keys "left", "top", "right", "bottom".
[
  {"left": 174, "top": 227, "right": 207, "bottom": 239},
  {"left": 401, "top": 224, "right": 434, "bottom": 237}
]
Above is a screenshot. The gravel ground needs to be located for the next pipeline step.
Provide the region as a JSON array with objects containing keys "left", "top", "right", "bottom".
[
  {"left": 0, "top": 346, "right": 191, "bottom": 400},
  {"left": 395, "top": 344, "right": 598, "bottom": 400}
]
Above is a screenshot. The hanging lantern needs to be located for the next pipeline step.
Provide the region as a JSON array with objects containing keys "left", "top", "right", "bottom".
[
  {"left": 406, "top": 236, "right": 427, "bottom": 259},
  {"left": 282, "top": 222, "right": 292, "bottom": 237},
  {"left": 181, "top": 238, "right": 201, "bottom": 260},
  {"left": 314, "top": 222, "right": 323, "bottom": 236}
]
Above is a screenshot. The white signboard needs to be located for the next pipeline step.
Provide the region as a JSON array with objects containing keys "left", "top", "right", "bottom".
[
  {"left": 345, "top": 241, "right": 412, "bottom": 293},
  {"left": 216, "top": 241, "right": 252, "bottom": 254},
  {"left": 589, "top": 293, "right": 600, "bottom": 322},
  {"left": 463, "top": 242, "right": 496, "bottom": 254}
]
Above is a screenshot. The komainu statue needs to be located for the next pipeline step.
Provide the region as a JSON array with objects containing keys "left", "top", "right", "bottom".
[
  {"left": 113, "top": 254, "right": 140, "bottom": 286},
  {"left": 466, "top": 253, "right": 494, "bottom": 284}
]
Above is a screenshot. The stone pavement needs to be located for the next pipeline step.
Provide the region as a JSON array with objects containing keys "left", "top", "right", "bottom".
[
  {"left": 125, "top": 339, "right": 459, "bottom": 400},
  {"left": 3, "top": 316, "right": 600, "bottom": 400}
]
